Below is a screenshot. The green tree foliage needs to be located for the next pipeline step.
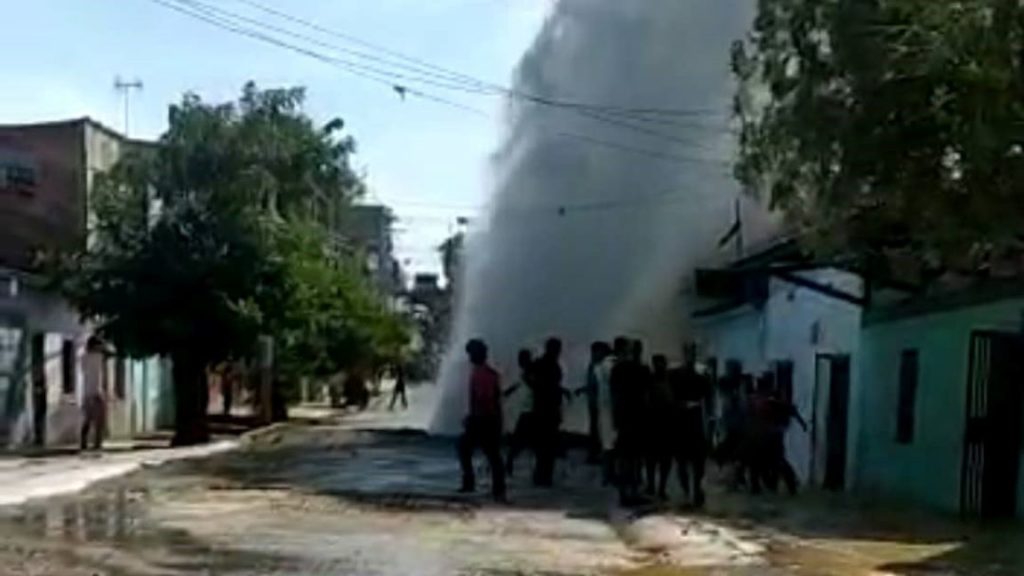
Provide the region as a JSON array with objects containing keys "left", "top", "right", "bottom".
[
  {"left": 268, "top": 222, "right": 409, "bottom": 386},
  {"left": 734, "top": 0, "right": 1024, "bottom": 280},
  {"left": 57, "top": 83, "right": 404, "bottom": 444}
]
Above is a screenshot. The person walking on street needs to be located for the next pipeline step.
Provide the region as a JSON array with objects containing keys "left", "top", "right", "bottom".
[
  {"left": 531, "top": 337, "right": 565, "bottom": 487},
  {"left": 671, "top": 342, "right": 711, "bottom": 508},
  {"left": 457, "top": 339, "right": 507, "bottom": 502},
  {"left": 389, "top": 364, "right": 409, "bottom": 410},
  {"left": 80, "top": 336, "right": 107, "bottom": 452}
]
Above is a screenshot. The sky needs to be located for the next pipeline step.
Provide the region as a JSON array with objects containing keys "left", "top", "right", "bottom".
[{"left": 0, "top": 0, "right": 551, "bottom": 276}]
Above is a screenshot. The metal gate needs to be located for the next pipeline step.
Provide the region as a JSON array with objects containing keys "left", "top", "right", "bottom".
[{"left": 961, "top": 331, "right": 1024, "bottom": 518}]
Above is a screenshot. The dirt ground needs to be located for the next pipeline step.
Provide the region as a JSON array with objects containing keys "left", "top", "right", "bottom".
[{"left": 0, "top": 388, "right": 1021, "bottom": 575}]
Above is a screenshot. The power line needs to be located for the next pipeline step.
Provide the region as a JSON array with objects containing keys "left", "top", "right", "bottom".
[
  {"left": 149, "top": 0, "right": 483, "bottom": 116},
  {"left": 145, "top": 0, "right": 733, "bottom": 168},
  {"left": 231, "top": 0, "right": 725, "bottom": 120},
  {"left": 175, "top": 0, "right": 498, "bottom": 95},
  {"left": 180, "top": 0, "right": 727, "bottom": 152}
]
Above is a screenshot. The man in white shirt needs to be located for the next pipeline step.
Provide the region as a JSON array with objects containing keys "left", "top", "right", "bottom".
[{"left": 80, "top": 336, "right": 107, "bottom": 451}]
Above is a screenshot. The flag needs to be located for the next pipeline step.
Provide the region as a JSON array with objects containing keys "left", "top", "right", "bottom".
[{"left": 718, "top": 219, "right": 741, "bottom": 248}]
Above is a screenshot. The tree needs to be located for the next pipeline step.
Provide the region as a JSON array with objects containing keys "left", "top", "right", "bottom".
[
  {"left": 268, "top": 222, "right": 409, "bottom": 389},
  {"left": 57, "top": 83, "right": 368, "bottom": 445},
  {"left": 734, "top": 0, "right": 1024, "bottom": 282}
]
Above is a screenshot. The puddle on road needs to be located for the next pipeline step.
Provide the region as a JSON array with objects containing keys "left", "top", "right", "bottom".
[{"left": 2, "top": 429, "right": 1024, "bottom": 576}]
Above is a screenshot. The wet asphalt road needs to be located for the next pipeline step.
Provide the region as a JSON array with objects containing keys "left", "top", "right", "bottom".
[{"left": 0, "top": 386, "right": 1022, "bottom": 575}]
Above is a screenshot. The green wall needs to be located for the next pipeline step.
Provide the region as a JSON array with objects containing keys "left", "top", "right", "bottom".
[{"left": 857, "top": 297, "right": 1024, "bottom": 515}]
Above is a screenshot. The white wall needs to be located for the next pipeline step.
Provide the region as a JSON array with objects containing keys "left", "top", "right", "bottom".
[{"left": 696, "top": 268, "right": 863, "bottom": 486}]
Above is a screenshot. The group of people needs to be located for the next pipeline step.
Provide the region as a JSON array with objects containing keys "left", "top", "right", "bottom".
[
  {"left": 714, "top": 364, "right": 807, "bottom": 496},
  {"left": 455, "top": 335, "right": 718, "bottom": 506},
  {"left": 586, "top": 338, "right": 712, "bottom": 506}
]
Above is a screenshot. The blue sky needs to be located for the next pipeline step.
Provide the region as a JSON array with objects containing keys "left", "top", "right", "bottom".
[{"left": 0, "top": 0, "right": 550, "bottom": 275}]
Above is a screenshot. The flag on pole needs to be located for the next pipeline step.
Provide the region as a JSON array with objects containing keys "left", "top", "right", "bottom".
[
  {"left": 718, "top": 198, "right": 743, "bottom": 249},
  {"left": 718, "top": 219, "right": 741, "bottom": 248}
]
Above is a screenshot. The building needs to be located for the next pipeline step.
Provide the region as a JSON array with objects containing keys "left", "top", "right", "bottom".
[
  {"left": 0, "top": 118, "right": 172, "bottom": 448},
  {"left": 854, "top": 281, "right": 1024, "bottom": 518},
  {"left": 692, "top": 238, "right": 865, "bottom": 489}
]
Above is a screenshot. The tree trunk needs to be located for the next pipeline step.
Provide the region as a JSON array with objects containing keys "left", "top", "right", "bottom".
[{"left": 171, "top": 353, "right": 210, "bottom": 446}]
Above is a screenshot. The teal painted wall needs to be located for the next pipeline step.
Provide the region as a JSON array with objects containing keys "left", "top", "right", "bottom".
[{"left": 856, "top": 297, "right": 1024, "bottom": 515}]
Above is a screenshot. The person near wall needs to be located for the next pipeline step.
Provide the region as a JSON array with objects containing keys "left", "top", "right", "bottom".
[
  {"left": 757, "top": 374, "right": 808, "bottom": 495},
  {"left": 713, "top": 361, "right": 748, "bottom": 490},
  {"left": 457, "top": 339, "right": 507, "bottom": 501},
  {"left": 80, "top": 336, "right": 107, "bottom": 451}
]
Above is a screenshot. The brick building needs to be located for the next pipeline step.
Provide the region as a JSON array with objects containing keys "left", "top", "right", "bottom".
[{"left": 0, "top": 118, "right": 172, "bottom": 448}]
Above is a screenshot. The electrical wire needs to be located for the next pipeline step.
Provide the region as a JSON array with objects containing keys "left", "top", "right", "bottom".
[
  {"left": 228, "top": 0, "right": 731, "bottom": 121},
  {"left": 147, "top": 0, "right": 734, "bottom": 169},
  {"left": 149, "top": 0, "right": 487, "bottom": 117},
  {"left": 157, "top": 0, "right": 736, "bottom": 160}
]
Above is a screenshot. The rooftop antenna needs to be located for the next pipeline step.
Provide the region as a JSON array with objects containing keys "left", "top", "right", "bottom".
[{"left": 114, "top": 76, "right": 143, "bottom": 137}]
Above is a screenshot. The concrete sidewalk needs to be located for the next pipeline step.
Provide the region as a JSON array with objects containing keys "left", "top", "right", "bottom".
[{"left": 0, "top": 440, "right": 238, "bottom": 508}]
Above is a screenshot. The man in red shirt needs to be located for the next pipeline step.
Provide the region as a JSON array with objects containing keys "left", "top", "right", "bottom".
[{"left": 457, "top": 339, "right": 507, "bottom": 501}]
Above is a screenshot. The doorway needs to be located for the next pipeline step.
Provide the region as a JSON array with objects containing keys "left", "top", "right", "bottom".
[
  {"left": 30, "top": 333, "right": 45, "bottom": 446},
  {"left": 812, "top": 354, "right": 851, "bottom": 491},
  {"left": 961, "top": 331, "right": 1024, "bottom": 518}
]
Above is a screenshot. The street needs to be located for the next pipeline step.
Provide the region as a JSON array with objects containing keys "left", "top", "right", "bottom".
[{"left": 0, "top": 386, "right": 1021, "bottom": 576}]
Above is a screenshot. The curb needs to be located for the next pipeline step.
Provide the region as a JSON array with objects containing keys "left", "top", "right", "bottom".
[{"left": 0, "top": 422, "right": 295, "bottom": 509}]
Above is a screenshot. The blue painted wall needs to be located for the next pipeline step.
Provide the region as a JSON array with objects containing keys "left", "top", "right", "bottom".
[{"left": 856, "top": 297, "right": 1024, "bottom": 516}]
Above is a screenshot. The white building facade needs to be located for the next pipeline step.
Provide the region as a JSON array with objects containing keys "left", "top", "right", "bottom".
[{"left": 693, "top": 242, "right": 864, "bottom": 489}]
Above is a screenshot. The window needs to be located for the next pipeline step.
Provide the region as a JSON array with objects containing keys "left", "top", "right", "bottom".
[
  {"left": 0, "top": 163, "right": 38, "bottom": 195},
  {"left": 896, "top": 349, "right": 919, "bottom": 444},
  {"left": 61, "top": 340, "right": 76, "bottom": 395}
]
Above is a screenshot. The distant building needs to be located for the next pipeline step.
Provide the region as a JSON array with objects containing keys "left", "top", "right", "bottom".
[
  {"left": 0, "top": 118, "right": 172, "bottom": 448},
  {"left": 342, "top": 204, "right": 402, "bottom": 298}
]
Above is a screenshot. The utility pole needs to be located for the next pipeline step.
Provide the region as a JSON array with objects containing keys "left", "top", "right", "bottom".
[{"left": 113, "top": 76, "right": 143, "bottom": 137}]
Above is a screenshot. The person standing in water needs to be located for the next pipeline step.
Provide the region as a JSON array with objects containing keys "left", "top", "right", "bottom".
[
  {"left": 457, "top": 339, "right": 507, "bottom": 502},
  {"left": 576, "top": 341, "right": 607, "bottom": 464},
  {"left": 671, "top": 342, "right": 711, "bottom": 507},
  {"left": 590, "top": 342, "right": 617, "bottom": 484},
  {"left": 644, "top": 354, "right": 675, "bottom": 499},
  {"left": 505, "top": 348, "right": 536, "bottom": 477},
  {"left": 531, "top": 338, "right": 564, "bottom": 487},
  {"left": 611, "top": 336, "right": 643, "bottom": 504}
]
